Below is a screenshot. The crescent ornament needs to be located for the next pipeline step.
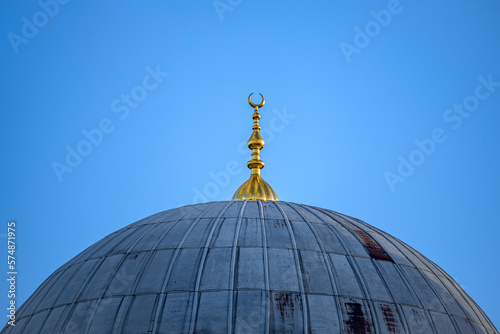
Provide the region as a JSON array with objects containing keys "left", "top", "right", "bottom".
[{"left": 248, "top": 93, "right": 265, "bottom": 109}]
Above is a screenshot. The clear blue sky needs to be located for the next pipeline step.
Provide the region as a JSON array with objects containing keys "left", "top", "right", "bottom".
[{"left": 1, "top": 0, "right": 499, "bottom": 328}]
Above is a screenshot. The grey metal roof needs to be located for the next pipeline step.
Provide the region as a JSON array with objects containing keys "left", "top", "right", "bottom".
[{"left": 3, "top": 200, "right": 498, "bottom": 333}]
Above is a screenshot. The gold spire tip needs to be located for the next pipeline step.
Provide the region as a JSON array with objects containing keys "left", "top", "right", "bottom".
[{"left": 232, "top": 93, "right": 279, "bottom": 201}]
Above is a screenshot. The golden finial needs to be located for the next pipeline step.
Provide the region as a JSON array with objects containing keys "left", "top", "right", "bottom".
[{"left": 232, "top": 93, "right": 279, "bottom": 201}]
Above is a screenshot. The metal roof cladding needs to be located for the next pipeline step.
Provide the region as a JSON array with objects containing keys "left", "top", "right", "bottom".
[{"left": 2, "top": 200, "right": 498, "bottom": 333}]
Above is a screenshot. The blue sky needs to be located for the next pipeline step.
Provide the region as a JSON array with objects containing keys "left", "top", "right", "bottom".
[{"left": 1, "top": 0, "right": 500, "bottom": 328}]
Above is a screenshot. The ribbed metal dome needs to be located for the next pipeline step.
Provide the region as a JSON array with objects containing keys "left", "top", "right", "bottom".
[{"left": 3, "top": 201, "right": 498, "bottom": 333}]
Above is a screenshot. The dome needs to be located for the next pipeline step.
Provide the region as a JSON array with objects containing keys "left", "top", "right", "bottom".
[{"left": 3, "top": 200, "right": 498, "bottom": 333}]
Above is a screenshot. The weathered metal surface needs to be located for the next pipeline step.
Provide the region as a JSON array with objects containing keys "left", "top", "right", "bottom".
[
  {"left": 329, "top": 213, "right": 394, "bottom": 262},
  {"left": 341, "top": 299, "right": 373, "bottom": 334},
  {"left": 2, "top": 200, "right": 498, "bottom": 333}
]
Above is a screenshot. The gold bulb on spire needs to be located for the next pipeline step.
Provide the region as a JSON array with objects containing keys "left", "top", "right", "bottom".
[{"left": 232, "top": 93, "right": 279, "bottom": 201}]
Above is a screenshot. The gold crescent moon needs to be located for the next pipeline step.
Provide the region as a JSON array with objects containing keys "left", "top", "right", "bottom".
[{"left": 248, "top": 93, "right": 265, "bottom": 108}]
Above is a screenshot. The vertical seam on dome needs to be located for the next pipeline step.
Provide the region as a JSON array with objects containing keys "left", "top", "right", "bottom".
[
  {"left": 134, "top": 205, "right": 196, "bottom": 255},
  {"left": 299, "top": 204, "right": 380, "bottom": 334},
  {"left": 368, "top": 255, "right": 412, "bottom": 334},
  {"left": 345, "top": 214, "right": 478, "bottom": 332},
  {"left": 14, "top": 270, "right": 64, "bottom": 321},
  {"left": 335, "top": 221, "right": 412, "bottom": 333},
  {"left": 346, "top": 215, "right": 487, "bottom": 328},
  {"left": 85, "top": 296, "right": 123, "bottom": 333},
  {"left": 111, "top": 225, "right": 157, "bottom": 255},
  {"left": 25, "top": 307, "right": 50, "bottom": 333},
  {"left": 79, "top": 209, "right": 174, "bottom": 265},
  {"left": 102, "top": 250, "right": 155, "bottom": 310},
  {"left": 333, "top": 212, "right": 446, "bottom": 334},
  {"left": 101, "top": 209, "right": 196, "bottom": 333},
  {"left": 65, "top": 210, "right": 163, "bottom": 270},
  {"left": 74, "top": 257, "right": 129, "bottom": 331},
  {"left": 328, "top": 211, "right": 394, "bottom": 263},
  {"left": 227, "top": 200, "right": 247, "bottom": 334},
  {"left": 353, "top": 217, "right": 486, "bottom": 334},
  {"left": 112, "top": 295, "right": 135, "bottom": 334},
  {"left": 126, "top": 276, "right": 158, "bottom": 332},
  {"left": 88, "top": 227, "right": 141, "bottom": 259},
  {"left": 299, "top": 205, "right": 366, "bottom": 259},
  {"left": 109, "top": 225, "right": 160, "bottom": 293},
  {"left": 342, "top": 213, "right": 477, "bottom": 330},
  {"left": 321, "top": 211, "right": 408, "bottom": 326},
  {"left": 61, "top": 299, "right": 99, "bottom": 334},
  {"left": 258, "top": 200, "right": 270, "bottom": 334},
  {"left": 130, "top": 209, "right": 172, "bottom": 227},
  {"left": 148, "top": 201, "right": 226, "bottom": 334},
  {"left": 11, "top": 313, "right": 34, "bottom": 333},
  {"left": 389, "top": 232, "right": 492, "bottom": 332},
  {"left": 124, "top": 218, "right": 192, "bottom": 294},
  {"left": 119, "top": 206, "right": 199, "bottom": 333},
  {"left": 4, "top": 313, "right": 29, "bottom": 333},
  {"left": 273, "top": 201, "right": 309, "bottom": 334},
  {"left": 64, "top": 236, "right": 108, "bottom": 268},
  {"left": 456, "top": 291, "right": 497, "bottom": 332},
  {"left": 54, "top": 260, "right": 106, "bottom": 332},
  {"left": 227, "top": 201, "right": 247, "bottom": 333},
  {"left": 325, "top": 210, "right": 421, "bottom": 333},
  {"left": 124, "top": 222, "right": 168, "bottom": 253},
  {"left": 281, "top": 202, "right": 343, "bottom": 332},
  {"left": 39, "top": 306, "right": 69, "bottom": 333},
  {"left": 185, "top": 200, "right": 235, "bottom": 334},
  {"left": 81, "top": 299, "right": 102, "bottom": 333}
]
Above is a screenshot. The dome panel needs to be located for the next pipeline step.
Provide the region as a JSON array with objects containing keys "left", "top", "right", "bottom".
[
  {"left": 299, "top": 250, "right": 333, "bottom": 295},
  {"left": 372, "top": 302, "right": 404, "bottom": 333},
  {"left": 56, "top": 258, "right": 99, "bottom": 305},
  {"left": 212, "top": 217, "right": 238, "bottom": 247},
  {"left": 238, "top": 217, "right": 264, "bottom": 247},
  {"left": 354, "top": 257, "right": 393, "bottom": 302},
  {"left": 307, "top": 294, "right": 340, "bottom": 333},
  {"left": 159, "top": 292, "right": 194, "bottom": 333},
  {"left": 87, "top": 297, "right": 122, "bottom": 334},
  {"left": 195, "top": 290, "right": 230, "bottom": 333},
  {"left": 39, "top": 306, "right": 66, "bottom": 334},
  {"left": 136, "top": 249, "right": 174, "bottom": 294},
  {"left": 2, "top": 201, "right": 498, "bottom": 334},
  {"left": 234, "top": 290, "right": 267, "bottom": 332},
  {"left": 330, "top": 253, "right": 365, "bottom": 299}
]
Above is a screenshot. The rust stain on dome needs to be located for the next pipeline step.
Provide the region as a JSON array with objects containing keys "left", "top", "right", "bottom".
[
  {"left": 335, "top": 215, "right": 394, "bottom": 262},
  {"left": 344, "top": 302, "right": 371, "bottom": 334},
  {"left": 273, "top": 292, "right": 302, "bottom": 319},
  {"left": 380, "top": 304, "right": 400, "bottom": 333}
]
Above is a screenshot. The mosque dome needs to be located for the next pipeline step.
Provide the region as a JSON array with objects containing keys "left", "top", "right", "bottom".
[
  {"left": 3, "top": 94, "right": 497, "bottom": 333},
  {"left": 2, "top": 200, "right": 498, "bottom": 333}
]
